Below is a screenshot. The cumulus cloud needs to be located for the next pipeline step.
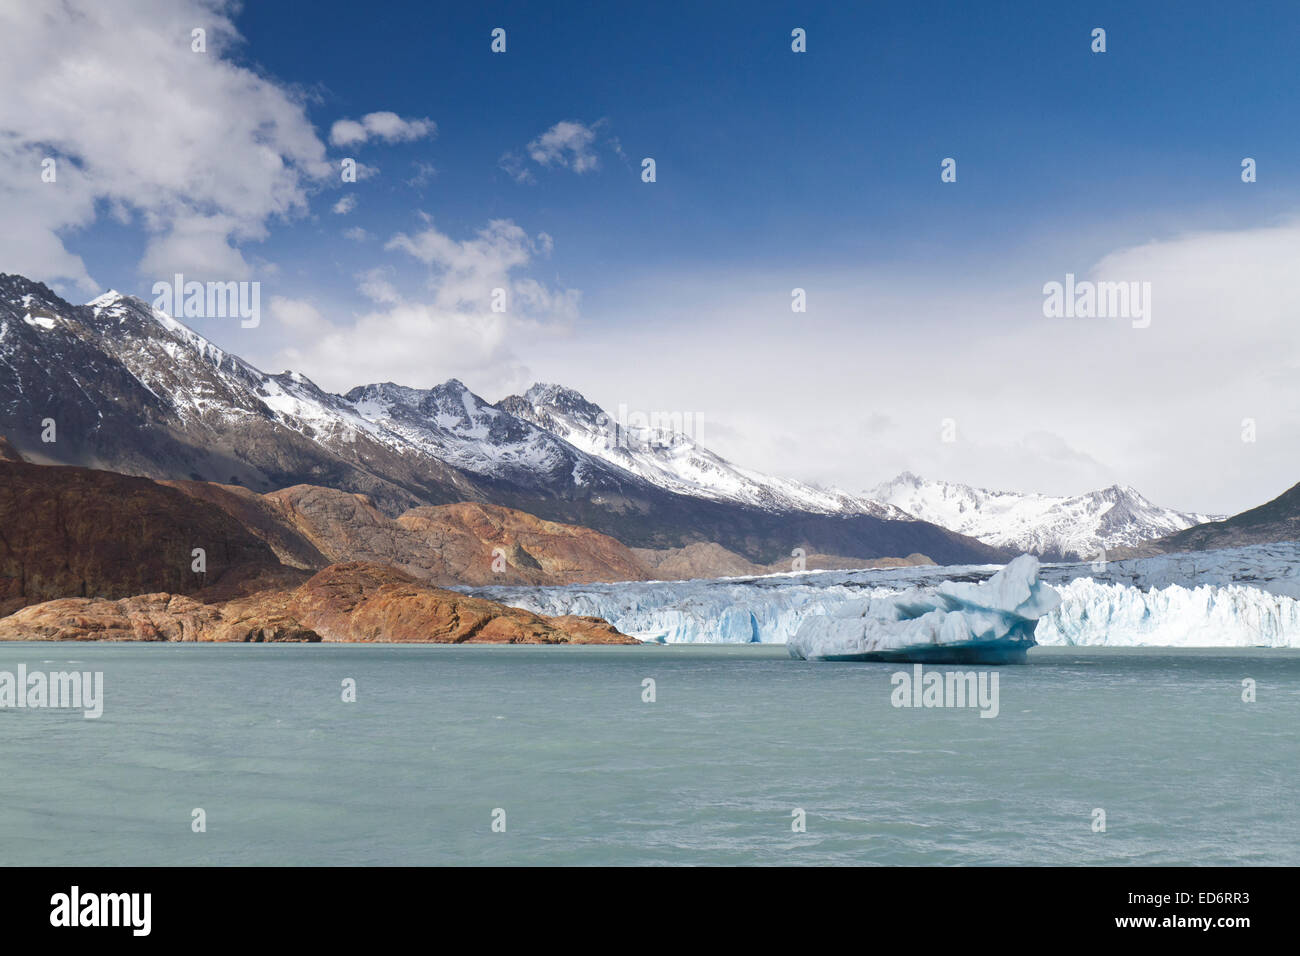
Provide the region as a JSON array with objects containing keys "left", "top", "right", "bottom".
[
  {"left": 270, "top": 296, "right": 331, "bottom": 335},
  {"left": 0, "top": 0, "right": 333, "bottom": 289},
  {"left": 329, "top": 112, "right": 436, "bottom": 147},
  {"left": 332, "top": 195, "right": 358, "bottom": 215},
  {"left": 502, "top": 120, "right": 610, "bottom": 183},
  {"left": 274, "top": 220, "right": 578, "bottom": 394},
  {"left": 528, "top": 121, "right": 600, "bottom": 171}
]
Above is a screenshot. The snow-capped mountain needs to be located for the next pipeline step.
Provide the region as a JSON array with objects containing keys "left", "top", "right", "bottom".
[
  {"left": 871, "top": 472, "right": 1220, "bottom": 560},
  {"left": 0, "top": 275, "right": 479, "bottom": 514},
  {"left": 342, "top": 379, "right": 634, "bottom": 497},
  {"left": 497, "top": 383, "right": 908, "bottom": 518},
  {"left": 0, "top": 274, "right": 1001, "bottom": 565}
]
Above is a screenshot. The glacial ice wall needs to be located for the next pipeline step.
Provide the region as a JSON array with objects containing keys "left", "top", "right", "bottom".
[
  {"left": 467, "top": 543, "right": 1300, "bottom": 648},
  {"left": 1036, "top": 578, "right": 1300, "bottom": 647},
  {"left": 473, "top": 578, "right": 868, "bottom": 644}
]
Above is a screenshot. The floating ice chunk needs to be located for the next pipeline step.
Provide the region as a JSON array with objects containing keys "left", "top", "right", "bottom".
[{"left": 788, "top": 555, "right": 1061, "bottom": 663}]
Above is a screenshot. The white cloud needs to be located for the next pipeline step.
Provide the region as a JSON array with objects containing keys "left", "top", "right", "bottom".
[
  {"left": 332, "top": 195, "right": 358, "bottom": 215},
  {"left": 356, "top": 267, "right": 400, "bottom": 304},
  {"left": 502, "top": 120, "right": 609, "bottom": 182},
  {"left": 509, "top": 220, "right": 1300, "bottom": 515},
  {"left": 274, "top": 220, "right": 578, "bottom": 394},
  {"left": 528, "top": 121, "right": 600, "bottom": 172},
  {"left": 0, "top": 0, "right": 333, "bottom": 288},
  {"left": 342, "top": 226, "right": 372, "bottom": 242},
  {"left": 329, "top": 111, "right": 436, "bottom": 147},
  {"left": 270, "top": 296, "right": 330, "bottom": 335}
]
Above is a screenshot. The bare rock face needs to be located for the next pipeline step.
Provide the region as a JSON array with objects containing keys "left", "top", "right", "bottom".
[
  {"left": 0, "top": 460, "right": 283, "bottom": 616},
  {"left": 773, "top": 551, "right": 937, "bottom": 573},
  {"left": 633, "top": 542, "right": 937, "bottom": 580},
  {"left": 0, "top": 592, "right": 319, "bottom": 642},
  {"left": 181, "top": 483, "right": 653, "bottom": 586},
  {"left": 633, "top": 542, "right": 767, "bottom": 579},
  {"left": 262, "top": 484, "right": 423, "bottom": 572},
  {"left": 287, "top": 562, "right": 637, "bottom": 644},
  {"left": 0, "top": 562, "right": 635, "bottom": 645},
  {"left": 158, "top": 480, "right": 330, "bottom": 570},
  {"left": 396, "top": 502, "right": 650, "bottom": 585}
]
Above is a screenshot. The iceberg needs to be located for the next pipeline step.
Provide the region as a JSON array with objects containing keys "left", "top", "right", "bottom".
[{"left": 788, "top": 555, "right": 1061, "bottom": 663}]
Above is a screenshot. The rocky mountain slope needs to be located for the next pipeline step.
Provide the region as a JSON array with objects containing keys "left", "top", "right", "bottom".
[
  {"left": 165, "top": 480, "right": 652, "bottom": 586},
  {"left": 0, "top": 275, "right": 480, "bottom": 515},
  {"left": 1124, "top": 480, "right": 1300, "bottom": 555},
  {"left": 0, "top": 457, "right": 638, "bottom": 643},
  {"left": 498, "top": 383, "right": 908, "bottom": 518},
  {"left": 0, "top": 458, "right": 282, "bottom": 616}
]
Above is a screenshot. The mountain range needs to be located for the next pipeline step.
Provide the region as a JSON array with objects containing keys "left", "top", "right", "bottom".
[
  {"left": 871, "top": 472, "right": 1220, "bottom": 561},
  {"left": 0, "top": 272, "right": 1258, "bottom": 567},
  {"left": 0, "top": 273, "right": 998, "bottom": 566}
]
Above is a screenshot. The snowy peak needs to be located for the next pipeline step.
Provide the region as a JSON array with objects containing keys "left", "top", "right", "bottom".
[
  {"left": 522, "top": 382, "right": 605, "bottom": 422},
  {"left": 871, "top": 473, "right": 1221, "bottom": 560},
  {"left": 501, "top": 383, "right": 908, "bottom": 519},
  {"left": 343, "top": 376, "right": 583, "bottom": 485}
]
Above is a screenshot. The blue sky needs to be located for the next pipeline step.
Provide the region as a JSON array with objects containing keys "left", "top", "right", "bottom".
[
  {"left": 3, "top": 0, "right": 1300, "bottom": 512},
  {"left": 72, "top": 0, "right": 1299, "bottom": 310}
]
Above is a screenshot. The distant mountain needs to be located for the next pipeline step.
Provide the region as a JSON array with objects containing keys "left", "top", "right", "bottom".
[
  {"left": 1131, "top": 480, "right": 1300, "bottom": 555},
  {"left": 0, "top": 273, "right": 1001, "bottom": 565},
  {"left": 498, "top": 383, "right": 908, "bottom": 518},
  {"left": 871, "top": 472, "right": 1219, "bottom": 561}
]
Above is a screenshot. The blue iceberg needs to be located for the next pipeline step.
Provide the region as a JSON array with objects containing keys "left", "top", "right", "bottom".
[{"left": 788, "top": 555, "right": 1062, "bottom": 664}]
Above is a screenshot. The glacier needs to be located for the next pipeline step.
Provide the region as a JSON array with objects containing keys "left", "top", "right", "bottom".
[
  {"left": 466, "top": 542, "right": 1300, "bottom": 649},
  {"left": 1037, "top": 578, "right": 1300, "bottom": 647}
]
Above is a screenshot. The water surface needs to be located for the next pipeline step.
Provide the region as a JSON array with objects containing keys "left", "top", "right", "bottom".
[{"left": 1, "top": 643, "right": 1294, "bottom": 866}]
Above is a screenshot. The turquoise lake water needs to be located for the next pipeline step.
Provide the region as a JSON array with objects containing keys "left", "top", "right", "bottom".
[{"left": 1, "top": 643, "right": 1295, "bottom": 866}]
